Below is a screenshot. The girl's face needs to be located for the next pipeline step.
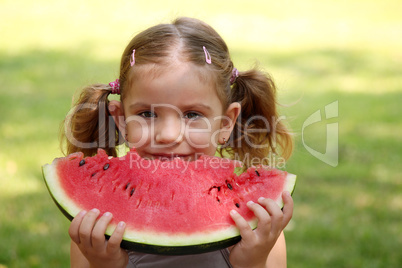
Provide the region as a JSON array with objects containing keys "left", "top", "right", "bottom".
[{"left": 118, "top": 62, "right": 240, "bottom": 161}]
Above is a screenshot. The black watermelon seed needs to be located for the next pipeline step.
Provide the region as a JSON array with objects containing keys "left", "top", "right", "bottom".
[
  {"left": 124, "top": 183, "right": 130, "bottom": 190},
  {"left": 79, "top": 159, "right": 85, "bottom": 166},
  {"left": 130, "top": 188, "right": 135, "bottom": 196},
  {"left": 227, "top": 183, "right": 233, "bottom": 190},
  {"left": 255, "top": 170, "right": 260, "bottom": 177},
  {"left": 91, "top": 172, "right": 97, "bottom": 177},
  {"left": 103, "top": 163, "right": 110, "bottom": 170},
  {"left": 235, "top": 203, "right": 240, "bottom": 208}
]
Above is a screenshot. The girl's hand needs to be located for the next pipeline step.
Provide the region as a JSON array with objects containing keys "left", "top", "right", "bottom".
[
  {"left": 69, "top": 209, "right": 129, "bottom": 268},
  {"left": 229, "top": 191, "right": 293, "bottom": 268}
]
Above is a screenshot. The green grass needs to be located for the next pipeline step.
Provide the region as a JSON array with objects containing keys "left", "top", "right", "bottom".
[{"left": 1, "top": 0, "right": 402, "bottom": 267}]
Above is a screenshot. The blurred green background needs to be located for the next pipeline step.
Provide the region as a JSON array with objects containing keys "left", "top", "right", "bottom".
[{"left": 1, "top": 0, "right": 401, "bottom": 267}]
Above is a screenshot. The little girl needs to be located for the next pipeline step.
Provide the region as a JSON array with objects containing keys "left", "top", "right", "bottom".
[{"left": 62, "top": 17, "right": 294, "bottom": 268}]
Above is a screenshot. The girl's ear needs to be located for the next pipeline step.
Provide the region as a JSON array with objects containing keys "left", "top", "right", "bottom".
[
  {"left": 218, "top": 102, "right": 241, "bottom": 144},
  {"left": 108, "top": 100, "right": 126, "bottom": 137}
]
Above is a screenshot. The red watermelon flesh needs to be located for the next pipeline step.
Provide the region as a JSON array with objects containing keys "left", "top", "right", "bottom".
[{"left": 42, "top": 148, "right": 296, "bottom": 255}]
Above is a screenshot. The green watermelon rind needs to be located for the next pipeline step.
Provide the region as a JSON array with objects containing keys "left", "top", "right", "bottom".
[
  {"left": 42, "top": 157, "right": 296, "bottom": 255},
  {"left": 42, "top": 162, "right": 83, "bottom": 220},
  {"left": 42, "top": 160, "right": 245, "bottom": 254}
]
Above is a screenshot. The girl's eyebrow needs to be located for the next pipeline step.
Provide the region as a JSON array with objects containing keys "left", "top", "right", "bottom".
[
  {"left": 129, "top": 102, "right": 212, "bottom": 112},
  {"left": 181, "top": 104, "right": 212, "bottom": 111},
  {"left": 128, "top": 102, "right": 151, "bottom": 111}
]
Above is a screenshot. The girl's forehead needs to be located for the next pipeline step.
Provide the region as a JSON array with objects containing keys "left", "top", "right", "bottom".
[
  {"left": 123, "top": 62, "right": 224, "bottom": 112},
  {"left": 129, "top": 61, "right": 216, "bottom": 88},
  {"left": 131, "top": 59, "right": 213, "bottom": 79}
]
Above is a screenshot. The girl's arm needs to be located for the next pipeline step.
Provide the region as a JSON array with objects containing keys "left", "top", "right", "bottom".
[
  {"left": 265, "top": 231, "right": 287, "bottom": 268},
  {"left": 71, "top": 241, "right": 90, "bottom": 268}
]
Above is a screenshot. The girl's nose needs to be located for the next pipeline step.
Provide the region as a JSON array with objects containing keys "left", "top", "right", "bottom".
[{"left": 154, "top": 117, "right": 185, "bottom": 145}]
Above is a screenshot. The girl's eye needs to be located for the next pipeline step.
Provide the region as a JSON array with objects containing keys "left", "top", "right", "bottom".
[
  {"left": 139, "top": 111, "right": 156, "bottom": 118},
  {"left": 184, "top": 112, "right": 202, "bottom": 120}
]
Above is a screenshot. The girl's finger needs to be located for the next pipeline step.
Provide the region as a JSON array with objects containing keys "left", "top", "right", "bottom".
[
  {"left": 91, "top": 212, "right": 113, "bottom": 251},
  {"left": 230, "top": 210, "right": 254, "bottom": 240},
  {"left": 257, "top": 197, "right": 283, "bottom": 235},
  {"left": 106, "top": 221, "right": 126, "bottom": 255},
  {"left": 68, "top": 210, "right": 87, "bottom": 244},
  {"left": 281, "top": 191, "right": 294, "bottom": 227},
  {"left": 246, "top": 201, "right": 271, "bottom": 238},
  {"left": 78, "top": 208, "right": 100, "bottom": 248}
]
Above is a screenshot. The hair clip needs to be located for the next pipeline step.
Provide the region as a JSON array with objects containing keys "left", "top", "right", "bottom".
[
  {"left": 230, "top": 68, "right": 239, "bottom": 85},
  {"left": 203, "top": 46, "right": 211, "bottom": 64},
  {"left": 130, "top": 49, "right": 136, "bottom": 67},
  {"left": 109, "top": 79, "right": 120, "bottom": 94}
]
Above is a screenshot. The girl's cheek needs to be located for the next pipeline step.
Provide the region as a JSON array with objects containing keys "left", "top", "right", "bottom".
[
  {"left": 185, "top": 118, "right": 220, "bottom": 148},
  {"left": 185, "top": 130, "right": 218, "bottom": 150},
  {"left": 126, "top": 119, "right": 150, "bottom": 148}
]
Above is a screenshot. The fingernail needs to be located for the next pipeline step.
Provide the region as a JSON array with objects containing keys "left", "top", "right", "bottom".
[
  {"left": 247, "top": 200, "right": 254, "bottom": 206},
  {"left": 91, "top": 208, "right": 100, "bottom": 214},
  {"left": 230, "top": 210, "right": 238, "bottom": 215},
  {"left": 104, "top": 212, "right": 112, "bottom": 217},
  {"left": 79, "top": 210, "right": 87, "bottom": 216},
  {"left": 284, "top": 191, "right": 291, "bottom": 197},
  {"left": 258, "top": 197, "right": 265, "bottom": 202},
  {"left": 118, "top": 221, "right": 126, "bottom": 227}
]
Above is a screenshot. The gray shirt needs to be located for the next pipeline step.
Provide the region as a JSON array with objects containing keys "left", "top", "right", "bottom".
[{"left": 126, "top": 249, "right": 233, "bottom": 268}]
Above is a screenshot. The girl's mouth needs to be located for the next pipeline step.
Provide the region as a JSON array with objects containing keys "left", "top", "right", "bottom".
[{"left": 148, "top": 153, "right": 192, "bottom": 161}]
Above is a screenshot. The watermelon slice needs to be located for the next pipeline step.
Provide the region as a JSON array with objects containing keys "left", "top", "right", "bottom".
[{"left": 42, "top": 149, "right": 296, "bottom": 255}]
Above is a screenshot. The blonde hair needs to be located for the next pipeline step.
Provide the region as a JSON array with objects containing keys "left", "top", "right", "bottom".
[{"left": 61, "top": 17, "right": 293, "bottom": 166}]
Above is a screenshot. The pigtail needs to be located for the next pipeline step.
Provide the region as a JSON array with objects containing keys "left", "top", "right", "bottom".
[
  {"left": 60, "top": 84, "right": 122, "bottom": 157},
  {"left": 226, "top": 68, "right": 293, "bottom": 167}
]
